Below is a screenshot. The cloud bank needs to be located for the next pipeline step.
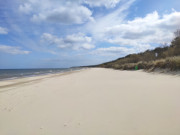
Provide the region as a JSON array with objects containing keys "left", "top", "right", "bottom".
[
  {"left": 9, "top": 0, "right": 180, "bottom": 58},
  {"left": 0, "top": 45, "right": 30, "bottom": 55},
  {"left": 103, "top": 11, "right": 180, "bottom": 46},
  {"left": 41, "top": 33, "right": 95, "bottom": 50},
  {"left": 87, "top": 10, "right": 180, "bottom": 56}
]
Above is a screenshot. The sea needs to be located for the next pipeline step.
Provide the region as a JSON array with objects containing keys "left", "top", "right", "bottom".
[{"left": 0, "top": 67, "right": 83, "bottom": 81}]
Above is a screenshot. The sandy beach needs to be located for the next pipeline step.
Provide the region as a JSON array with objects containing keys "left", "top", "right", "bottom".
[{"left": 0, "top": 68, "right": 180, "bottom": 135}]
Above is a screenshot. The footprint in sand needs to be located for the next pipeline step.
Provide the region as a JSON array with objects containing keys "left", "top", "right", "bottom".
[
  {"left": 63, "top": 124, "right": 68, "bottom": 127},
  {"left": 40, "top": 126, "right": 43, "bottom": 130}
]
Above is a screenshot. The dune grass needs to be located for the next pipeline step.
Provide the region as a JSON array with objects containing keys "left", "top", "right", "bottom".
[{"left": 103, "top": 56, "right": 180, "bottom": 71}]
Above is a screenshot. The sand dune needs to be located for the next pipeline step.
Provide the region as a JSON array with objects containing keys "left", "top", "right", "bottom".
[{"left": 0, "top": 68, "right": 180, "bottom": 135}]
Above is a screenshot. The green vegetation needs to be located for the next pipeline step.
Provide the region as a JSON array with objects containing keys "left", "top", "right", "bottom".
[{"left": 97, "top": 30, "right": 180, "bottom": 71}]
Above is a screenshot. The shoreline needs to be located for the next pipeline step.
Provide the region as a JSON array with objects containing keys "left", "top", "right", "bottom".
[
  {"left": 0, "top": 68, "right": 86, "bottom": 90},
  {"left": 0, "top": 67, "right": 84, "bottom": 82}
]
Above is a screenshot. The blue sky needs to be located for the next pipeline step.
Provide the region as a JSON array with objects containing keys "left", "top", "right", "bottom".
[{"left": 0, "top": 0, "right": 180, "bottom": 68}]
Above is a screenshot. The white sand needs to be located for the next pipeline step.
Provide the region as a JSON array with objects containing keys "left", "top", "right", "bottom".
[{"left": 0, "top": 68, "right": 180, "bottom": 135}]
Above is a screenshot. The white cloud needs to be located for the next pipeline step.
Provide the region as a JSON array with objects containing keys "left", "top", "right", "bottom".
[
  {"left": 19, "top": 3, "right": 32, "bottom": 14},
  {"left": 103, "top": 11, "right": 180, "bottom": 46},
  {"left": 41, "top": 33, "right": 95, "bottom": 50},
  {"left": 0, "top": 45, "right": 30, "bottom": 55},
  {"left": 87, "top": 10, "right": 180, "bottom": 52},
  {"left": 0, "top": 27, "right": 8, "bottom": 34},
  {"left": 31, "top": 5, "right": 93, "bottom": 24},
  {"left": 91, "top": 47, "right": 136, "bottom": 56},
  {"left": 91, "top": 44, "right": 151, "bottom": 56},
  {"left": 19, "top": 0, "right": 93, "bottom": 24},
  {"left": 83, "top": 0, "right": 121, "bottom": 8}
]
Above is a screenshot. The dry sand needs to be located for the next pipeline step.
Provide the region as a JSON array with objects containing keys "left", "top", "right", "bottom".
[{"left": 0, "top": 68, "right": 180, "bottom": 135}]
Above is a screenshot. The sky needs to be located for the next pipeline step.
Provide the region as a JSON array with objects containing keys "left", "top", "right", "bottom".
[{"left": 0, "top": 0, "right": 180, "bottom": 68}]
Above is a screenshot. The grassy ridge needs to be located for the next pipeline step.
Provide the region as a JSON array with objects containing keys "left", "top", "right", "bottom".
[{"left": 97, "top": 36, "right": 180, "bottom": 71}]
